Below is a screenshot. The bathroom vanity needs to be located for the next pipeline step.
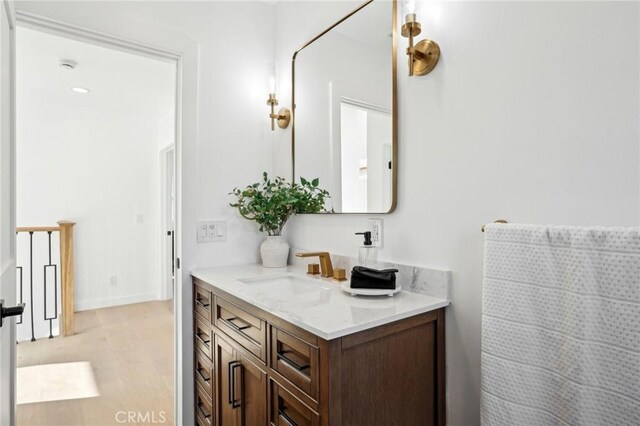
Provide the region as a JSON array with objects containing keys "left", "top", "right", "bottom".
[{"left": 191, "top": 265, "right": 448, "bottom": 426}]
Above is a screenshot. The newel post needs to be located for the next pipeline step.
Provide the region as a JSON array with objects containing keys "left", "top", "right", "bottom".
[{"left": 58, "top": 220, "right": 76, "bottom": 336}]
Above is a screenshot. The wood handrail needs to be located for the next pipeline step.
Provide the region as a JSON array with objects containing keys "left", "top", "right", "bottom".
[{"left": 16, "top": 226, "right": 61, "bottom": 233}]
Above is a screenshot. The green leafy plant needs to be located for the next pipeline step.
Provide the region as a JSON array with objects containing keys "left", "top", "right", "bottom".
[{"left": 229, "top": 172, "right": 331, "bottom": 236}]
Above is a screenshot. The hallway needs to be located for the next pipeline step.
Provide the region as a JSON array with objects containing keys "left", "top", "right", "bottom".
[{"left": 16, "top": 301, "right": 174, "bottom": 426}]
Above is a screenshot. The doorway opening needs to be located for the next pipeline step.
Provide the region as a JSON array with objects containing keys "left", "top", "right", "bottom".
[
  {"left": 339, "top": 99, "right": 392, "bottom": 212},
  {"left": 14, "top": 24, "right": 178, "bottom": 426}
]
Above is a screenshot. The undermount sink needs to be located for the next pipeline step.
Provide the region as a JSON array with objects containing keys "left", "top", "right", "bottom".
[
  {"left": 239, "top": 273, "right": 317, "bottom": 285},
  {"left": 238, "top": 273, "right": 330, "bottom": 295}
]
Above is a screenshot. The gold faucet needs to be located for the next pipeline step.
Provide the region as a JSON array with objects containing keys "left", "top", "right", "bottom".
[{"left": 295, "top": 252, "right": 334, "bottom": 278}]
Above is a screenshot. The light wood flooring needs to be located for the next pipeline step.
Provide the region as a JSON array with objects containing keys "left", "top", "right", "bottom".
[{"left": 16, "top": 301, "right": 174, "bottom": 426}]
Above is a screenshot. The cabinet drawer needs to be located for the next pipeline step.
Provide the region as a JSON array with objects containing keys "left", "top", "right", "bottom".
[
  {"left": 214, "top": 296, "right": 266, "bottom": 361},
  {"left": 195, "top": 414, "right": 208, "bottom": 426},
  {"left": 195, "top": 317, "right": 213, "bottom": 361},
  {"left": 270, "top": 379, "right": 319, "bottom": 426},
  {"left": 194, "top": 283, "right": 212, "bottom": 322},
  {"left": 195, "top": 384, "right": 213, "bottom": 426},
  {"left": 195, "top": 349, "right": 213, "bottom": 400},
  {"left": 270, "top": 326, "right": 319, "bottom": 401}
]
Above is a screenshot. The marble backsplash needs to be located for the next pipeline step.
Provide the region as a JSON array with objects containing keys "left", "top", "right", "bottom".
[{"left": 289, "top": 248, "right": 451, "bottom": 301}]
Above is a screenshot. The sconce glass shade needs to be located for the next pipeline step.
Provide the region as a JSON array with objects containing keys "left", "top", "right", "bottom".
[
  {"left": 401, "top": 0, "right": 417, "bottom": 19},
  {"left": 267, "top": 60, "right": 277, "bottom": 94},
  {"left": 268, "top": 75, "right": 276, "bottom": 94},
  {"left": 401, "top": 0, "right": 421, "bottom": 38}
]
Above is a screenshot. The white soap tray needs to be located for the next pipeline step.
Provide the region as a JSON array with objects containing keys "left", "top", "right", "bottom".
[{"left": 340, "top": 282, "right": 401, "bottom": 297}]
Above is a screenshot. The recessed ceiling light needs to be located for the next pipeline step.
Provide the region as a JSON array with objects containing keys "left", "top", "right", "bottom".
[
  {"left": 59, "top": 60, "right": 77, "bottom": 70},
  {"left": 71, "top": 87, "right": 90, "bottom": 94}
]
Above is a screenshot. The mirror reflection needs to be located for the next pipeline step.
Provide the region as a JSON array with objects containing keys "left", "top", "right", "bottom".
[{"left": 293, "top": 0, "right": 396, "bottom": 213}]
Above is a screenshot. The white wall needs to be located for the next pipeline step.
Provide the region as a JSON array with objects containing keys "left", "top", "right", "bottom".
[
  {"left": 14, "top": 1, "right": 275, "bottom": 423},
  {"left": 16, "top": 27, "right": 176, "bottom": 336},
  {"left": 274, "top": 1, "right": 640, "bottom": 425}
]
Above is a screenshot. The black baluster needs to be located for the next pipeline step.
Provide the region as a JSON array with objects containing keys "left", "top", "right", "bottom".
[
  {"left": 43, "top": 231, "right": 58, "bottom": 339},
  {"left": 16, "top": 264, "right": 23, "bottom": 345},
  {"left": 28, "top": 232, "right": 35, "bottom": 342},
  {"left": 16, "top": 266, "right": 23, "bottom": 325}
]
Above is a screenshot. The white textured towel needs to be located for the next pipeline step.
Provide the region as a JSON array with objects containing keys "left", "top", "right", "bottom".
[{"left": 481, "top": 224, "right": 640, "bottom": 426}]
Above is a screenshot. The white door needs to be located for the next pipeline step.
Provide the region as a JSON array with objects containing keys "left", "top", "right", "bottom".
[{"left": 0, "top": 1, "right": 16, "bottom": 425}]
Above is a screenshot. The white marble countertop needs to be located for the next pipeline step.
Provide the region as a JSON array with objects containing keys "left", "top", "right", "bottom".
[{"left": 191, "top": 264, "right": 449, "bottom": 340}]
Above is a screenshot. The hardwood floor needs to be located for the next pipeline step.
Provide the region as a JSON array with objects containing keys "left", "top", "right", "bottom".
[{"left": 16, "top": 301, "right": 174, "bottom": 426}]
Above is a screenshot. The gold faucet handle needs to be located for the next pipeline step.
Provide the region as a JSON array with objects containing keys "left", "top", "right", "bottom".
[
  {"left": 332, "top": 268, "right": 347, "bottom": 282},
  {"left": 307, "top": 263, "right": 320, "bottom": 275}
]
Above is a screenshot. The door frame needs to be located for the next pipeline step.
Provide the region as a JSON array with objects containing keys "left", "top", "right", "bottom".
[
  {"left": 13, "top": 11, "right": 185, "bottom": 424},
  {"left": 0, "top": 0, "right": 16, "bottom": 424},
  {"left": 159, "top": 144, "right": 175, "bottom": 301}
]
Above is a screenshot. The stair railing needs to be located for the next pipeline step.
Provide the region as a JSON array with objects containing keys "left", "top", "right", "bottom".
[{"left": 15, "top": 221, "right": 75, "bottom": 339}]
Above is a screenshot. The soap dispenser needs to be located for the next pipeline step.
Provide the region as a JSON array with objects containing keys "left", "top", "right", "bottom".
[{"left": 355, "top": 231, "right": 376, "bottom": 268}]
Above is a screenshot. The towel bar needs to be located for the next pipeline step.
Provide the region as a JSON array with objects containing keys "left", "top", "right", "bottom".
[{"left": 481, "top": 219, "right": 508, "bottom": 233}]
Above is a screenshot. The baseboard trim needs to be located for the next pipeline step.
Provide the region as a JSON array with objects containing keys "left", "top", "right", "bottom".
[{"left": 75, "top": 292, "right": 158, "bottom": 311}]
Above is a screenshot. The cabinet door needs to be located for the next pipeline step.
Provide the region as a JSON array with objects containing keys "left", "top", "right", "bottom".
[
  {"left": 238, "top": 352, "right": 267, "bottom": 426},
  {"left": 214, "top": 333, "right": 240, "bottom": 426}
]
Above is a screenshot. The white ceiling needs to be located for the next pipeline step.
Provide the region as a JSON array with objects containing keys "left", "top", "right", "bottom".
[{"left": 17, "top": 27, "right": 176, "bottom": 120}]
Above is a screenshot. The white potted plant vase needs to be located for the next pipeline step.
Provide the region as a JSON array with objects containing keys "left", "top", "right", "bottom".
[{"left": 260, "top": 235, "right": 289, "bottom": 268}]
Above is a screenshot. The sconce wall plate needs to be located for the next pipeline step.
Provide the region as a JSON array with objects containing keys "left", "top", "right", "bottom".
[
  {"left": 409, "top": 39, "right": 440, "bottom": 76},
  {"left": 275, "top": 107, "right": 291, "bottom": 129}
]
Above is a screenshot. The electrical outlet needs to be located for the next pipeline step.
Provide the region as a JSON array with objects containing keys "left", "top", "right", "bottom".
[
  {"left": 368, "top": 218, "right": 383, "bottom": 248},
  {"left": 109, "top": 275, "right": 118, "bottom": 287}
]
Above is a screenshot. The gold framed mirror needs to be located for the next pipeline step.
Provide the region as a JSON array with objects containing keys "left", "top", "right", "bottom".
[{"left": 292, "top": 0, "right": 397, "bottom": 214}]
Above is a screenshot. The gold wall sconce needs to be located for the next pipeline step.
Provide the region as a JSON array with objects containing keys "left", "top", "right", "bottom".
[
  {"left": 267, "top": 73, "right": 290, "bottom": 131},
  {"left": 400, "top": 0, "right": 440, "bottom": 76}
]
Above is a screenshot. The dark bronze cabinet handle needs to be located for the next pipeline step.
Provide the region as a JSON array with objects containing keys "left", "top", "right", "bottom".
[
  {"left": 228, "top": 360, "right": 242, "bottom": 408},
  {"left": 195, "top": 298, "right": 210, "bottom": 309},
  {"left": 196, "top": 366, "right": 210, "bottom": 382},
  {"left": 226, "top": 317, "right": 251, "bottom": 331},
  {"left": 277, "top": 352, "right": 309, "bottom": 371},
  {"left": 233, "top": 362, "right": 243, "bottom": 409},
  {"left": 227, "top": 361, "right": 233, "bottom": 405},
  {"left": 196, "top": 402, "right": 211, "bottom": 419},
  {"left": 278, "top": 409, "right": 297, "bottom": 426},
  {"left": 195, "top": 332, "right": 210, "bottom": 346}
]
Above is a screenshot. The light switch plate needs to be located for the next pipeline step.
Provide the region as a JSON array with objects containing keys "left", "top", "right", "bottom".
[
  {"left": 368, "top": 218, "right": 383, "bottom": 248},
  {"left": 197, "top": 220, "right": 226, "bottom": 243}
]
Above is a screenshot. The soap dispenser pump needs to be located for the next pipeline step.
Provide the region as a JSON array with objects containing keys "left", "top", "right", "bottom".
[{"left": 355, "top": 231, "right": 376, "bottom": 268}]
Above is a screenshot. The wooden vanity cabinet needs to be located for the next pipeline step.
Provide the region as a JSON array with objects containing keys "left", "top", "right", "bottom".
[{"left": 193, "top": 277, "right": 446, "bottom": 426}]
